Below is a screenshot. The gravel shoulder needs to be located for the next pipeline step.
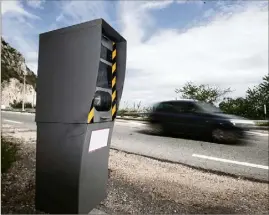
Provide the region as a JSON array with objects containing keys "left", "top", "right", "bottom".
[{"left": 1, "top": 124, "right": 269, "bottom": 214}]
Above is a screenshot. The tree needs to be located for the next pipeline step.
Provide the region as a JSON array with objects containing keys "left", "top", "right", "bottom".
[
  {"left": 219, "top": 75, "right": 269, "bottom": 119},
  {"left": 219, "top": 97, "right": 249, "bottom": 117},
  {"left": 258, "top": 75, "right": 269, "bottom": 106},
  {"left": 245, "top": 74, "right": 269, "bottom": 119},
  {"left": 175, "top": 82, "right": 231, "bottom": 104}
]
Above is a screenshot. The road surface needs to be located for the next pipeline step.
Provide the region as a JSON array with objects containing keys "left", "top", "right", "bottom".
[{"left": 2, "top": 111, "right": 268, "bottom": 182}]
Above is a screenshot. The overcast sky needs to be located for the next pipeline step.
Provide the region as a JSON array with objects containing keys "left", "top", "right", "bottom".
[{"left": 2, "top": 0, "right": 268, "bottom": 108}]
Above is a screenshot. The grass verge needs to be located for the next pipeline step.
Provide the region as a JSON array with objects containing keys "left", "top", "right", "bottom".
[{"left": 1, "top": 136, "right": 19, "bottom": 174}]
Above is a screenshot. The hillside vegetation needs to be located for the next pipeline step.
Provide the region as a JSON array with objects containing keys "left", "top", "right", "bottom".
[
  {"left": 1, "top": 38, "right": 37, "bottom": 88},
  {"left": 1, "top": 38, "right": 37, "bottom": 108}
]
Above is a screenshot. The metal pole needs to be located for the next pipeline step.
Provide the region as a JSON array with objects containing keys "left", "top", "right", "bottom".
[
  {"left": 32, "top": 90, "right": 35, "bottom": 108},
  {"left": 22, "top": 73, "right": 26, "bottom": 111},
  {"left": 20, "top": 63, "right": 27, "bottom": 112},
  {"left": 264, "top": 104, "right": 267, "bottom": 119}
]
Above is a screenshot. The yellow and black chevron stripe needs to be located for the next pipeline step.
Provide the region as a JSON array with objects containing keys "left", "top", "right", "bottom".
[
  {"left": 87, "top": 100, "right": 94, "bottom": 123},
  {"left": 111, "top": 42, "right": 117, "bottom": 120}
]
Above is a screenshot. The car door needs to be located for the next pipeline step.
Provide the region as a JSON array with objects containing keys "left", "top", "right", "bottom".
[
  {"left": 153, "top": 102, "right": 182, "bottom": 133},
  {"left": 166, "top": 101, "right": 204, "bottom": 135},
  {"left": 160, "top": 102, "right": 189, "bottom": 134},
  {"left": 181, "top": 102, "right": 211, "bottom": 135},
  {"left": 183, "top": 102, "right": 204, "bottom": 134}
]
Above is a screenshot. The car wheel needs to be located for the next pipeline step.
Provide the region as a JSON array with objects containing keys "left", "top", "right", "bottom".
[
  {"left": 212, "top": 128, "right": 226, "bottom": 143},
  {"left": 150, "top": 123, "right": 164, "bottom": 135},
  {"left": 212, "top": 128, "right": 239, "bottom": 144}
]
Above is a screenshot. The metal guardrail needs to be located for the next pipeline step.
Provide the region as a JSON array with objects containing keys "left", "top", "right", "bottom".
[
  {"left": 253, "top": 120, "right": 269, "bottom": 123},
  {"left": 2, "top": 108, "right": 269, "bottom": 124},
  {"left": 1, "top": 108, "right": 36, "bottom": 113},
  {"left": 121, "top": 112, "right": 269, "bottom": 120},
  {"left": 118, "top": 112, "right": 149, "bottom": 117}
]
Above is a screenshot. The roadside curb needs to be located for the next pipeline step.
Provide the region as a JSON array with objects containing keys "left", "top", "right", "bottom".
[
  {"left": 1, "top": 110, "right": 35, "bottom": 115},
  {"left": 2, "top": 110, "right": 268, "bottom": 131},
  {"left": 116, "top": 116, "right": 149, "bottom": 122}
]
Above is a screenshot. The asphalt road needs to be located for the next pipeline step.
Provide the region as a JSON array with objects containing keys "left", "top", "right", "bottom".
[{"left": 2, "top": 111, "right": 269, "bottom": 182}]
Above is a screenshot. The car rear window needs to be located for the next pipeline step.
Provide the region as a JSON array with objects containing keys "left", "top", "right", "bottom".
[{"left": 156, "top": 102, "right": 179, "bottom": 113}]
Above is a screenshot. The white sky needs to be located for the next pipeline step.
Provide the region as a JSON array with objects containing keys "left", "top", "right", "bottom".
[
  {"left": 118, "top": 1, "right": 268, "bottom": 108},
  {"left": 1, "top": 1, "right": 268, "bottom": 109}
]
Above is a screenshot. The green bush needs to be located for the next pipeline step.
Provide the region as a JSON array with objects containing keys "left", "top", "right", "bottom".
[
  {"left": 117, "top": 109, "right": 129, "bottom": 117},
  {"left": 255, "top": 121, "right": 269, "bottom": 126},
  {"left": 1, "top": 137, "right": 19, "bottom": 173},
  {"left": 10, "top": 100, "right": 33, "bottom": 109},
  {"left": 117, "top": 101, "right": 153, "bottom": 119}
]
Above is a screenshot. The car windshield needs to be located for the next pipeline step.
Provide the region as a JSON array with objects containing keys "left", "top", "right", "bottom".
[
  {"left": 152, "top": 103, "right": 160, "bottom": 111},
  {"left": 196, "top": 102, "right": 223, "bottom": 113}
]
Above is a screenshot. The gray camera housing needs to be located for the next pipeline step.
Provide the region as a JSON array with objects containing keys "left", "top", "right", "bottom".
[{"left": 35, "top": 18, "right": 127, "bottom": 214}]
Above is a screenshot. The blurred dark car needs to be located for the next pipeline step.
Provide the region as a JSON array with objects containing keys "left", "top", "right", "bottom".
[{"left": 148, "top": 100, "right": 255, "bottom": 143}]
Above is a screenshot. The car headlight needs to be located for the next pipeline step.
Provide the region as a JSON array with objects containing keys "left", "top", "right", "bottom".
[{"left": 229, "top": 119, "right": 255, "bottom": 126}]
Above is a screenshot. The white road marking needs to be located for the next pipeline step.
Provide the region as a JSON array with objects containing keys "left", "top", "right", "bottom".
[
  {"left": 115, "top": 119, "right": 129, "bottom": 123},
  {"left": 3, "top": 119, "right": 23, "bottom": 124},
  {"left": 115, "top": 121, "right": 128, "bottom": 125},
  {"left": 129, "top": 121, "right": 145, "bottom": 126},
  {"left": 246, "top": 131, "right": 268, "bottom": 137},
  {"left": 116, "top": 120, "right": 146, "bottom": 127},
  {"left": 192, "top": 154, "right": 269, "bottom": 170}
]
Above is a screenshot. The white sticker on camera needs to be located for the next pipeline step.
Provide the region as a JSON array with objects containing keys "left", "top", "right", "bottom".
[{"left": 88, "top": 128, "right": 110, "bottom": 152}]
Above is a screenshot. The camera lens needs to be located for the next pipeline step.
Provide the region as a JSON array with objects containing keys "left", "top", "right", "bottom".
[{"left": 93, "top": 91, "right": 112, "bottom": 112}]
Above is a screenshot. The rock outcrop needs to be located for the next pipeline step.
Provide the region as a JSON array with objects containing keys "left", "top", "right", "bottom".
[
  {"left": 1, "top": 38, "right": 37, "bottom": 108},
  {"left": 1, "top": 78, "right": 36, "bottom": 108}
]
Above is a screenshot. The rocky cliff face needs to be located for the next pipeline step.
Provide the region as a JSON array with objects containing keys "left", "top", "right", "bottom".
[
  {"left": 1, "top": 38, "right": 37, "bottom": 108},
  {"left": 1, "top": 78, "right": 36, "bottom": 108}
]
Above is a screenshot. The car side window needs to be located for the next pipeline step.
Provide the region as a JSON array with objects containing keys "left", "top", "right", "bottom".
[
  {"left": 184, "top": 102, "right": 198, "bottom": 113},
  {"left": 156, "top": 103, "right": 178, "bottom": 113},
  {"left": 156, "top": 102, "right": 198, "bottom": 113},
  {"left": 172, "top": 102, "right": 197, "bottom": 113},
  {"left": 164, "top": 103, "right": 178, "bottom": 113},
  {"left": 170, "top": 102, "right": 184, "bottom": 113},
  {"left": 155, "top": 103, "right": 164, "bottom": 112}
]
